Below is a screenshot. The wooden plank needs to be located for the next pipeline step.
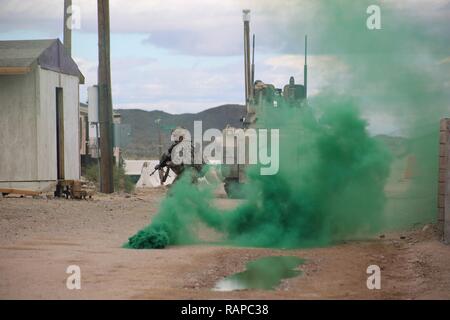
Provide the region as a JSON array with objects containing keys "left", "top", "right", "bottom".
[
  {"left": 0, "top": 67, "right": 32, "bottom": 75},
  {"left": 58, "top": 180, "right": 75, "bottom": 187},
  {"left": 0, "top": 188, "right": 40, "bottom": 196}
]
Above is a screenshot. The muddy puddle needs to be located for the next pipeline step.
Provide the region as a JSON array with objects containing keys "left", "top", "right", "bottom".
[{"left": 213, "top": 256, "right": 304, "bottom": 291}]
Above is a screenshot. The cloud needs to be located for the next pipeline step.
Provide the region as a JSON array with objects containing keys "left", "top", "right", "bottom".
[
  {"left": 2, "top": 0, "right": 449, "bottom": 55},
  {"left": 1, "top": 0, "right": 449, "bottom": 126},
  {"left": 0, "top": 0, "right": 314, "bottom": 56},
  {"left": 99, "top": 52, "right": 343, "bottom": 113},
  {"left": 261, "top": 54, "right": 349, "bottom": 96},
  {"left": 87, "top": 55, "right": 246, "bottom": 113}
]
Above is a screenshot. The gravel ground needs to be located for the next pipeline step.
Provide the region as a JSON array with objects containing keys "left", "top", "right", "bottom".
[{"left": 0, "top": 187, "right": 449, "bottom": 299}]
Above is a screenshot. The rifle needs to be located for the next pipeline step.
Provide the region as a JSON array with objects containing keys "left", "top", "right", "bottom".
[
  {"left": 149, "top": 168, "right": 158, "bottom": 177},
  {"left": 147, "top": 166, "right": 171, "bottom": 186}
]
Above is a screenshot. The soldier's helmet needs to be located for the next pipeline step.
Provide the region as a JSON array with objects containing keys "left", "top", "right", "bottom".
[{"left": 171, "top": 127, "right": 191, "bottom": 142}]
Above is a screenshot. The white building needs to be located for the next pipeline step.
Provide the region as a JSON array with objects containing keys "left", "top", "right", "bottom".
[{"left": 0, "top": 39, "right": 84, "bottom": 193}]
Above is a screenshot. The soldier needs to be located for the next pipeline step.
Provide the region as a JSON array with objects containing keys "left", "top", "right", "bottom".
[
  {"left": 154, "top": 128, "right": 203, "bottom": 185},
  {"left": 283, "top": 76, "right": 305, "bottom": 105}
]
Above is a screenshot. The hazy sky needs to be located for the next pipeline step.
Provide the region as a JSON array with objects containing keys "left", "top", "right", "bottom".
[{"left": 1, "top": 0, "right": 449, "bottom": 133}]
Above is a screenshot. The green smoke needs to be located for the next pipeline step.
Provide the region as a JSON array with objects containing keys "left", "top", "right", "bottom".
[
  {"left": 288, "top": 0, "right": 450, "bottom": 227},
  {"left": 127, "top": 0, "right": 449, "bottom": 249},
  {"left": 221, "top": 99, "right": 391, "bottom": 248},
  {"left": 314, "top": 0, "right": 449, "bottom": 126},
  {"left": 126, "top": 172, "right": 222, "bottom": 249},
  {"left": 127, "top": 98, "right": 392, "bottom": 249}
]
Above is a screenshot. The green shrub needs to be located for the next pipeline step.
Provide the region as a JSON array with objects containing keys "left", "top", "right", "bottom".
[
  {"left": 84, "top": 162, "right": 135, "bottom": 194},
  {"left": 85, "top": 163, "right": 99, "bottom": 184}
]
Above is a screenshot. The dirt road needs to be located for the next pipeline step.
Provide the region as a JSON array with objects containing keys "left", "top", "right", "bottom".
[{"left": 0, "top": 188, "right": 449, "bottom": 299}]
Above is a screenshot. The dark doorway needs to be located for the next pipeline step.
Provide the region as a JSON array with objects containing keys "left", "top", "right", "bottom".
[{"left": 56, "top": 87, "right": 65, "bottom": 180}]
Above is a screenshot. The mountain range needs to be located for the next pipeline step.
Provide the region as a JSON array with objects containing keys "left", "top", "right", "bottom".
[{"left": 116, "top": 104, "right": 246, "bottom": 159}]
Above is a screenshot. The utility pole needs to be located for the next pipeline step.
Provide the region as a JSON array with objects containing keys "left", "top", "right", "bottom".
[
  {"left": 243, "top": 9, "right": 251, "bottom": 105},
  {"left": 63, "top": 0, "right": 72, "bottom": 56},
  {"left": 97, "top": 0, "right": 114, "bottom": 193},
  {"left": 251, "top": 34, "right": 255, "bottom": 91},
  {"left": 304, "top": 35, "right": 308, "bottom": 98}
]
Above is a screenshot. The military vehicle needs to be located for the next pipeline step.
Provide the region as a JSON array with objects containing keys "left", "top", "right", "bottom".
[{"left": 221, "top": 9, "right": 308, "bottom": 197}]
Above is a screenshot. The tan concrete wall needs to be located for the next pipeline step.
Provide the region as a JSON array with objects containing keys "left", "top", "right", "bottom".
[
  {"left": 37, "top": 68, "right": 80, "bottom": 181},
  {"left": 36, "top": 67, "right": 57, "bottom": 181},
  {"left": 0, "top": 69, "right": 38, "bottom": 182},
  {"left": 60, "top": 71, "right": 81, "bottom": 179},
  {"left": 0, "top": 67, "right": 80, "bottom": 192}
]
